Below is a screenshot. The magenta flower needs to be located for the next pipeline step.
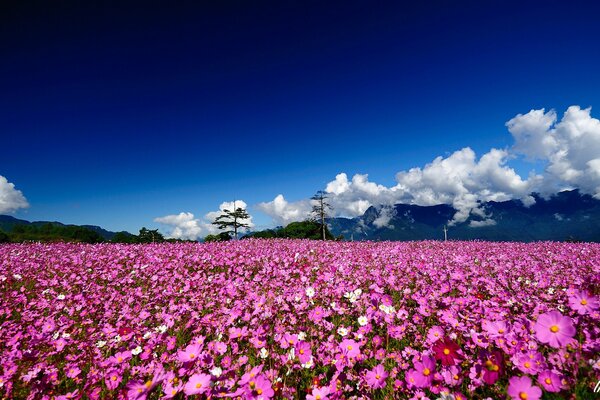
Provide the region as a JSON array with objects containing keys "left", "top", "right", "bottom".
[
  {"left": 481, "top": 350, "right": 505, "bottom": 385},
  {"left": 507, "top": 376, "right": 542, "bottom": 400},
  {"left": 307, "top": 386, "right": 330, "bottom": 400},
  {"left": 406, "top": 356, "right": 435, "bottom": 388},
  {"left": 339, "top": 339, "right": 360, "bottom": 358},
  {"left": 250, "top": 375, "right": 274, "bottom": 399},
  {"left": 183, "top": 373, "right": 211, "bottom": 395},
  {"left": 537, "top": 370, "right": 563, "bottom": 392},
  {"left": 177, "top": 343, "right": 202, "bottom": 363},
  {"left": 534, "top": 311, "right": 576, "bottom": 348},
  {"left": 126, "top": 380, "right": 150, "bottom": 400},
  {"left": 104, "top": 369, "right": 121, "bottom": 390},
  {"left": 568, "top": 290, "right": 599, "bottom": 315},
  {"left": 295, "top": 341, "right": 312, "bottom": 364},
  {"left": 432, "top": 337, "right": 461, "bottom": 366},
  {"left": 365, "top": 364, "right": 388, "bottom": 389}
]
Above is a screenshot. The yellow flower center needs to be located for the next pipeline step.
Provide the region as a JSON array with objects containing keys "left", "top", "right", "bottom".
[
  {"left": 299, "top": 349, "right": 304, "bottom": 355},
  {"left": 375, "top": 374, "right": 380, "bottom": 379},
  {"left": 524, "top": 362, "right": 531, "bottom": 368},
  {"left": 117, "top": 357, "right": 123, "bottom": 362},
  {"left": 545, "top": 378, "right": 552, "bottom": 384},
  {"left": 171, "top": 390, "right": 177, "bottom": 395},
  {"left": 550, "top": 325, "right": 559, "bottom": 333},
  {"left": 492, "top": 364, "right": 499, "bottom": 372},
  {"left": 316, "top": 396, "right": 321, "bottom": 400},
  {"left": 249, "top": 381, "right": 255, "bottom": 389},
  {"left": 145, "top": 381, "right": 152, "bottom": 389},
  {"left": 581, "top": 299, "right": 588, "bottom": 305},
  {"left": 453, "top": 374, "right": 459, "bottom": 380},
  {"left": 189, "top": 353, "right": 195, "bottom": 359},
  {"left": 347, "top": 345, "right": 353, "bottom": 350},
  {"left": 443, "top": 348, "right": 450, "bottom": 355},
  {"left": 257, "top": 389, "right": 263, "bottom": 395},
  {"left": 423, "top": 368, "right": 431, "bottom": 376},
  {"left": 196, "top": 383, "right": 202, "bottom": 389},
  {"left": 111, "top": 376, "right": 117, "bottom": 381},
  {"left": 519, "top": 393, "right": 528, "bottom": 400},
  {"left": 498, "top": 329, "right": 505, "bottom": 334}
]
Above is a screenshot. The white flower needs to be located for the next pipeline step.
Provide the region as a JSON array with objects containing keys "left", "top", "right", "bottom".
[
  {"left": 548, "top": 287, "right": 556, "bottom": 295},
  {"left": 301, "top": 356, "right": 314, "bottom": 369},
  {"left": 287, "top": 348, "right": 295, "bottom": 360},
  {"left": 155, "top": 325, "right": 168, "bottom": 334},
  {"left": 113, "top": 335, "right": 122, "bottom": 343},
  {"left": 143, "top": 332, "right": 152, "bottom": 339},
  {"left": 358, "top": 316, "right": 368, "bottom": 326},
  {"left": 52, "top": 332, "right": 60, "bottom": 340},
  {"left": 305, "top": 287, "right": 315, "bottom": 298},
  {"left": 557, "top": 304, "right": 565, "bottom": 312},
  {"left": 259, "top": 348, "right": 269, "bottom": 359},
  {"left": 210, "top": 367, "right": 223, "bottom": 377},
  {"left": 131, "top": 346, "right": 142, "bottom": 355},
  {"left": 297, "top": 332, "right": 306, "bottom": 341},
  {"left": 61, "top": 333, "right": 70, "bottom": 339},
  {"left": 354, "top": 288, "right": 362, "bottom": 296},
  {"left": 337, "top": 327, "right": 348, "bottom": 336},
  {"left": 13, "top": 274, "right": 22, "bottom": 280},
  {"left": 96, "top": 340, "right": 107, "bottom": 348},
  {"left": 56, "top": 294, "right": 66, "bottom": 300}
]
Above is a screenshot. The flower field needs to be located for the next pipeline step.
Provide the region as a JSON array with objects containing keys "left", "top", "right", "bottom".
[{"left": 1, "top": 240, "right": 599, "bottom": 400}]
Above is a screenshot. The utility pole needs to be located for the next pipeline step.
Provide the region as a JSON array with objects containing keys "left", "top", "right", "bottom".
[{"left": 443, "top": 225, "right": 448, "bottom": 241}]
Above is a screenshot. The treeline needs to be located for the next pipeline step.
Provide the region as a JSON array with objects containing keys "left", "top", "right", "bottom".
[
  {"left": 239, "top": 221, "right": 339, "bottom": 241},
  {"left": 0, "top": 225, "right": 190, "bottom": 244}
]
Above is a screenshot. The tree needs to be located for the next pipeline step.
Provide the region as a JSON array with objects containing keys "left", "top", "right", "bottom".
[
  {"left": 211, "top": 201, "right": 251, "bottom": 240},
  {"left": 112, "top": 231, "right": 138, "bottom": 244},
  {"left": 311, "top": 190, "right": 331, "bottom": 240},
  {"left": 0, "top": 230, "right": 10, "bottom": 243},
  {"left": 138, "top": 227, "right": 165, "bottom": 243},
  {"left": 204, "top": 232, "right": 232, "bottom": 242}
]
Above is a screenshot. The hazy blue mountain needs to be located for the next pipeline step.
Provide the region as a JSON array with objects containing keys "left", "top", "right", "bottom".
[
  {"left": 328, "top": 190, "right": 600, "bottom": 242},
  {"left": 0, "top": 215, "right": 125, "bottom": 240}
]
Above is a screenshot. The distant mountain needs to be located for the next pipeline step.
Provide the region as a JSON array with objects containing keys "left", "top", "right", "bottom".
[
  {"left": 328, "top": 190, "right": 600, "bottom": 242},
  {"left": 0, "top": 215, "right": 125, "bottom": 240}
]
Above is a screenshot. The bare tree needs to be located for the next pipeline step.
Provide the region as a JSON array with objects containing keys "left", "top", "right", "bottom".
[{"left": 311, "top": 190, "right": 331, "bottom": 240}]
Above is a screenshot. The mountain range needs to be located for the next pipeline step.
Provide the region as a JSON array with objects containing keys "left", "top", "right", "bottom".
[
  {"left": 0, "top": 215, "right": 122, "bottom": 241},
  {"left": 327, "top": 190, "right": 600, "bottom": 242}
]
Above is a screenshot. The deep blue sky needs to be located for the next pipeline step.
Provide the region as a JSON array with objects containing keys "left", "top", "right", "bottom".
[{"left": 2, "top": 0, "right": 600, "bottom": 233}]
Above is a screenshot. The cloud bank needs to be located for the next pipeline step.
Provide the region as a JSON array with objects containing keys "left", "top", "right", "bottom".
[
  {"left": 259, "top": 105, "right": 600, "bottom": 227},
  {"left": 155, "top": 200, "right": 254, "bottom": 240},
  {"left": 0, "top": 175, "right": 29, "bottom": 214}
]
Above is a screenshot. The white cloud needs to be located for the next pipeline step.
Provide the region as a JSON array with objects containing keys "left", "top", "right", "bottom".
[
  {"left": 0, "top": 175, "right": 29, "bottom": 214},
  {"left": 372, "top": 206, "right": 396, "bottom": 229},
  {"left": 256, "top": 195, "right": 311, "bottom": 226},
  {"left": 155, "top": 200, "right": 254, "bottom": 240},
  {"left": 508, "top": 106, "right": 600, "bottom": 198},
  {"left": 154, "top": 212, "right": 203, "bottom": 240},
  {"left": 469, "top": 218, "right": 497, "bottom": 228}
]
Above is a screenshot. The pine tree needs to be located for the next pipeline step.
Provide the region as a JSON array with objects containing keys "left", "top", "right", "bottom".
[
  {"left": 211, "top": 201, "right": 251, "bottom": 240},
  {"left": 311, "top": 190, "right": 331, "bottom": 240}
]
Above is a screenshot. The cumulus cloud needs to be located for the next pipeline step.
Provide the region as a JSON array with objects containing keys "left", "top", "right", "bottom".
[
  {"left": 507, "top": 106, "right": 600, "bottom": 198},
  {"left": 0, "top": 175, "right": 29, "bottom": 214},
  {"left": 372, "top": 206, "right": 396, "bottom": 229},
  {"left": 155, "top": 200, "right": 254, "bottom": 240},
  {"left": 257, "top": 105, "right": 600, "bottom": 227},
  {"left": 256, "top": 195, "right": 311, "bottom": 226}
]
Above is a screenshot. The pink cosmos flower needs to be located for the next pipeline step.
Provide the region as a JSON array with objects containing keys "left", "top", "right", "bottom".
[
  {"left": 507, "top": 376, "right": 542, "bottom": 400},
  {"left": 247, "top": 375, "right": 274, "bottom": 399},
  {"left": 105, "top": 369, "right": 122, "bottom": 390},
  {"left": 126, "top": 379, "right": 151, "bottom": 400},
  {"left": 568, "top": 290, "right": 599, "bottom": 315},
  {"left": 239, "top": 365, "right": 264, "bottom": 386},
  {"left": 426, "top": 326, "right": 444, "bottom": 343},
  {"left": 365, "top": 364, "right": 388, "bottom": 389},
  {"left": 406, "top": 356, "right": 435, "bottom": 388},
  {"left": 295, "top": 341, "right": 312, "bottom": 364},
  {"left": 480, "top": 350, "right": 505, "bottom": 385},
  {"left": 537, "top": 370, "right": 563, "bottom": 392},
  {"left": 339, "top": 339, "right": 360, "bottom": 358},
  {"left": 65, "top": 366, "right": 81, "bottom": 379},
  {"left": 183, "top": 373, "right": 211, "bottom": 396},
  {"left": 307, "top": 386, "right": 330, "bottom": 400},
  {"left": 110, "top": 350, "right": 132, "bottom": 365},
  {"left": 534, "top": 311, "right": 576, "bottom": 348},
  {"left": 177, "top": 343, "right": 202, "bottom": 363}
]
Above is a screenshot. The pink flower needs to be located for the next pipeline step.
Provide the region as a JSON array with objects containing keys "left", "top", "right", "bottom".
[
  {"left": 295, "top": 341, "right": 312, "bottom": 364},
  {"left": 537, "top": 370, "right": 563, "bottom": 392},
  {"left": 110, "top": 350, "right": 132, "bottom": 365},
  {"left": 177, "top": 343, "right": 202, "bottom": 363},
  {"left": 480, "top": 350, "right": 505, "bottom": 385},
  {"left": 183, "top": 373, "right": 211, "bottom": 395},
  {"left": 406, "top": 356, "right": 435, "bottom": 388},
  {"left": 534, "top": 311, "right": 576, "bottom": 348},
  {"left": 339, "top": 339, "right": 360, "bottom": 358},
  {"left": 426, "top": 326, "right": 444, "bottom": 343},
  {"left": 104, "top": 369, "right": 121, "bottom": 390},
  {"left": 65, "top": 366, "right": 81, "bottom": 379},
  {"left": 365, "top": 364, "right": 388, "bottom": 389},
  {"left": 248, "top": 375, "right": 274, "bottom": 399},
  {"left": 306, "top": 386, "right": 330, "bottom": 400},
  {"left": 126, "top": 380, "right": 150, "bottom": 400},
  {"left": 507, "top": 376, "right": 542, "bottom": 400},
  {"left": 568, "top": 290, "right": 599, "bottom": 315}
]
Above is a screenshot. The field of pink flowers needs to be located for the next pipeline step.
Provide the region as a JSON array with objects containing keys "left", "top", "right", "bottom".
[{"left": 1, "top": 240, "right": 599, "bottom": 400}]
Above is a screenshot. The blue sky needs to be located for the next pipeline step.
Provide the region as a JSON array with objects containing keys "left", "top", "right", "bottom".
[{"left": 2, "top": 1, "right": 600, "bottom": 236}]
